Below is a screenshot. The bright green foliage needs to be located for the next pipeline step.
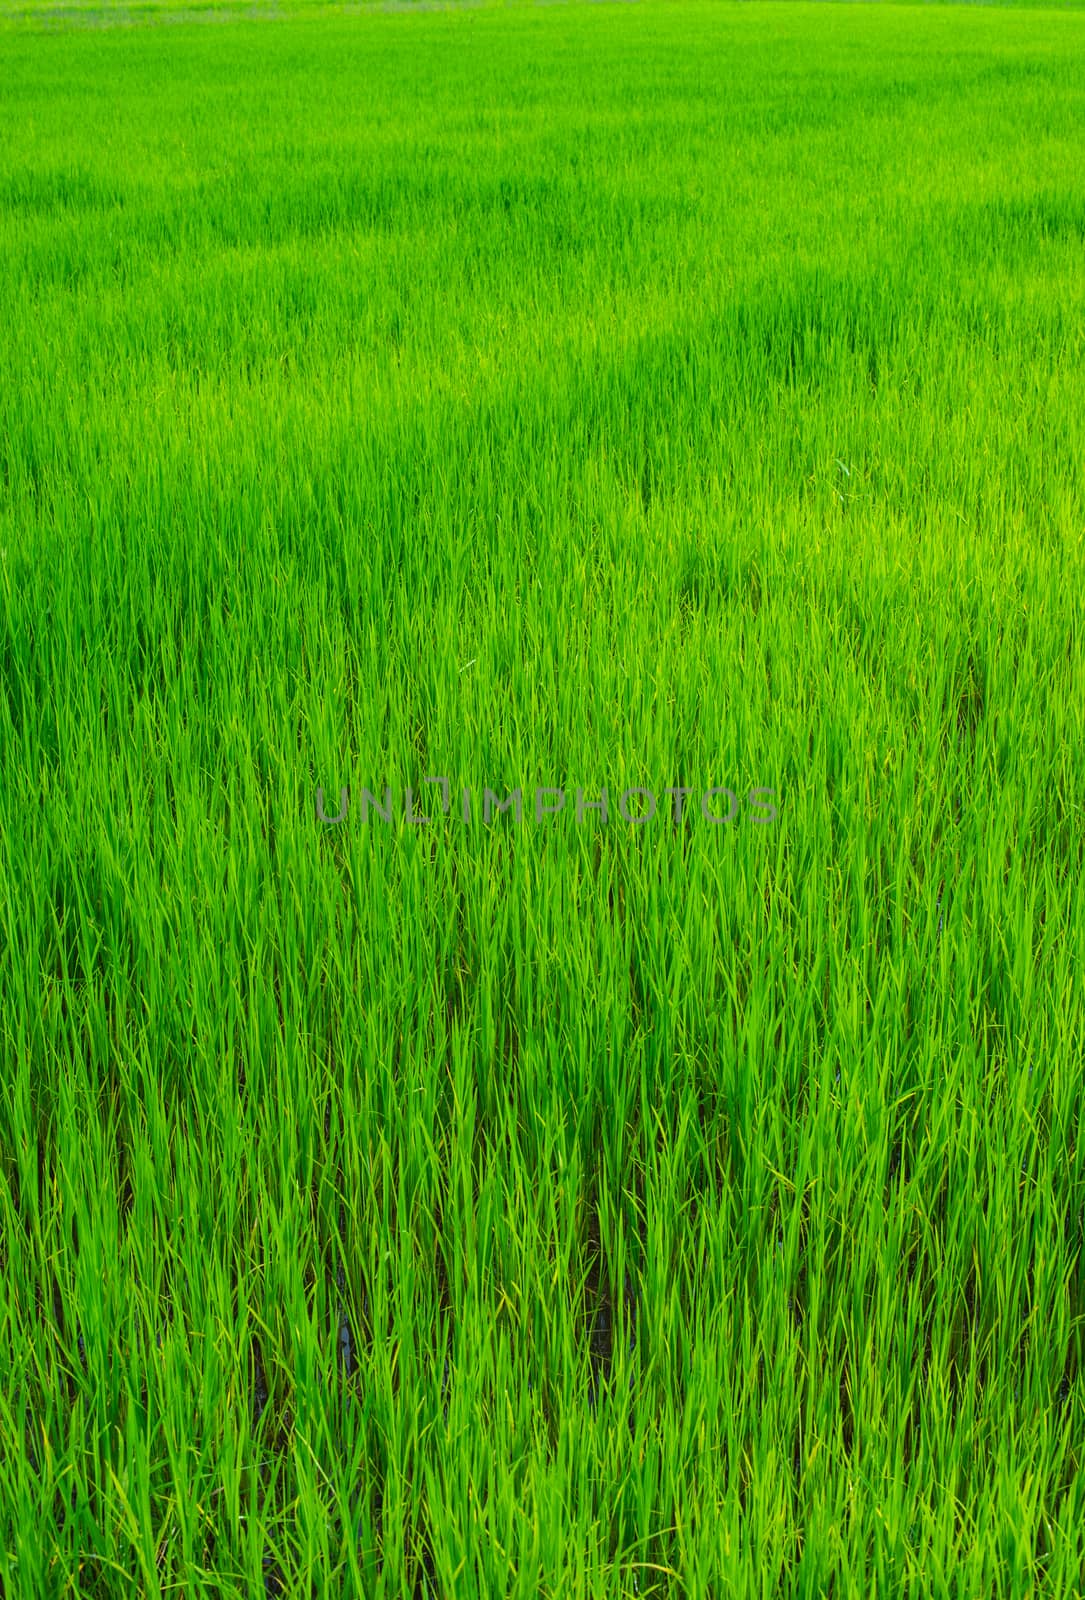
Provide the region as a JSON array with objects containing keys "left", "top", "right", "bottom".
[{"left": 0, "top": 1, "right": 1084, "bottom": 1595}]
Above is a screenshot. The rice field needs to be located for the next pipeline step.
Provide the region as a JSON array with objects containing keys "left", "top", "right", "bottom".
[{"left": 1, "top": 0, "right": 1084, "bottom": 1593}]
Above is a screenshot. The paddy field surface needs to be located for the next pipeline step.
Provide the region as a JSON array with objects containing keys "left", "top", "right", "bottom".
[{"left": 1, "top": 0, "right": 1084, "bottom": 1594}]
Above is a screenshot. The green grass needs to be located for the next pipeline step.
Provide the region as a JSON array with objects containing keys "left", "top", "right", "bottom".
[{"left": 1, "top": 0, "right": 1084, "bottom": 1594}]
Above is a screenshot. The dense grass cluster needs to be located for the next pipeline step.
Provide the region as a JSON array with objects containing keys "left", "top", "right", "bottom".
[{"left": 1, "top": 0, "right": 1084, "bottom": 1594}]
